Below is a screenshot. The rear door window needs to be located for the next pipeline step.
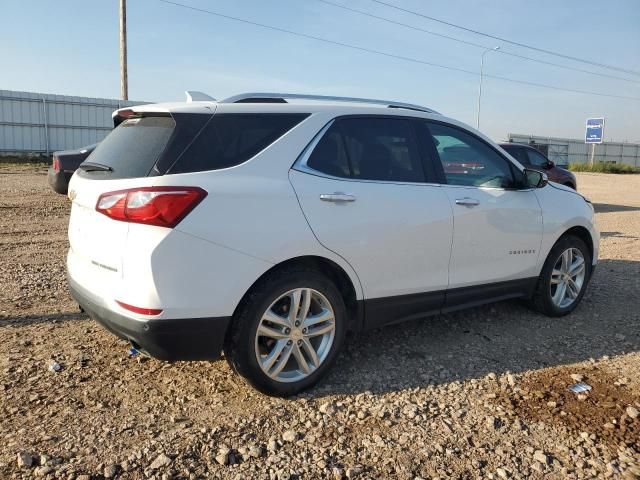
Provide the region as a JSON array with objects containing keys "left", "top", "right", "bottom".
[
  {"left": 306, "top": 117, "right": 425, "bottom": 183},
  {"left": 169, "top": 114, "right": 308, "bottom": 174},
  {"left": 80, "top": 116, "right": 175, "bottom": 180}
]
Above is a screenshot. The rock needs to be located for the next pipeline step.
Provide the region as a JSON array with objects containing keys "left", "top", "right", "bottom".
[
  {"left": 319, "top": 402, "right": 337, "bottom": 415},
  {"left": 34, "top": 465, "right": 54, "bottom": 477},
  {"left": 17, "top": 452, "right": 33, "bottom": 468},
  {"left": 626, "top": 406, "right": 639, "bottom": 419},
  {"left": 332, "top": 466, "right": 344, "bottom": 479},
  {"left": 104, "top": 464, "right": 118, "bottom": 478},
  {"left": 533, "top": 450, "right": 551, "bottom": 465},
  {"left": 346, "top": 465, "right": 363, "bottom": 478},
  {"left": 267, "top": 438, "right": 279, "bottom": 452},
  {"left": 496, "top": 467, "right": 510, "bottom": 478},
  {"left": 248, "top": 445, "right": 263, "bottom": 458},
  {"left": 486, "top": 416, "right": 500, "bottom": 430},
  {"left": 215, "top": 448, "right": 231, "bottom": 465},
  {"left": 150, "top": 453, "right": 172, "bottom": 469},
  {"left": 570, "top": 373, "right": 585, "bottom": 382},
  {"left": 76, "top": 475, "right": 91, "bottom": 480},
  {"left": 282, "top": 430, "right": 298, "bottom": 442}
]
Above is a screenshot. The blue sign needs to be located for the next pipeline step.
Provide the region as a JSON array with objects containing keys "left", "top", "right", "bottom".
[{"left": 585, "top": 118, "right": 605, "bottom": 144}]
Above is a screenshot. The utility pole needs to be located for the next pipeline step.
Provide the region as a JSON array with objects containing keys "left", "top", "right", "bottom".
[
  {"left": 476, "top": 46, "right": 499, "bottom": 130},
  {"left": 119, "top": 0, "right": 128, "bottom": 100}
]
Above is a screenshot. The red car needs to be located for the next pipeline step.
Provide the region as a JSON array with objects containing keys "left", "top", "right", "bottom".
[{"left": 500, "top": 143, "right": 577, "bottom": 190}]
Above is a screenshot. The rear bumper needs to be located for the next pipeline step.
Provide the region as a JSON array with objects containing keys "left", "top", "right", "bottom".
[
  {"left": 47, "top": 168, "right": 72, "bottom": 195},
  {"left": 68, "top": 275, "right": 230, "bottom": 361}
]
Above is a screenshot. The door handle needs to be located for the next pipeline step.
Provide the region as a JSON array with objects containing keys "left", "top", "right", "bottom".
[
  {"left": 455, "top": 197, "right": 480, "bottom": 206},
  {"left": 320, "top": 193, "right": 356, "bottom": 203}
]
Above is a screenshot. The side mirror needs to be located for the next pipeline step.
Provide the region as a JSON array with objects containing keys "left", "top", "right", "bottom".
[
  {"left": 524, "top": 169, "right": 548, "bottom": 189},
  {"left": 546, "top": 160, "right": 555, "bottom": 169}
]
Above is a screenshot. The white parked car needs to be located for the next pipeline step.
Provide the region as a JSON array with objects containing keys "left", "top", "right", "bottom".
[{"left": 67, "top": 92, "right": 599, "bottom": 396}]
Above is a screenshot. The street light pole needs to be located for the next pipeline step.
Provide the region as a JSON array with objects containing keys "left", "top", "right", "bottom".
[{"left": 476, "top": 46, "right": 499, "bottom": 130}]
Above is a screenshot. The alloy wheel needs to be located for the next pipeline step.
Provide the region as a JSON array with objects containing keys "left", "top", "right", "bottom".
[
  {"left": 550, "top": 247, "right": 586, "bottom": 308},
  {"left": 254, "top": 288, "right": 336, "bottom": 383}
]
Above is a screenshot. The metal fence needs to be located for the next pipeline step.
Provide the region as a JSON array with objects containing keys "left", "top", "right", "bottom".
[
  {"left": 508, "top": 133, "right": 640, "bottom": 167},
  {"left": 0, "top": 89, "right": 147, "bottom": 156}
]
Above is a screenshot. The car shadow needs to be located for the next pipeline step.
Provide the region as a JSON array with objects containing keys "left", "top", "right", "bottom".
[
  {"left": 310, "top": 258, "right": 640, "bottom": 397},
  {"left": 0, "top": 311, "right": 86, "bottom": 327},
  {"left": 593, "top": 203, "right": 640, "bottom": 213},
  {"left": 600, "top": 231, "right": 636, "bottom": 239}
]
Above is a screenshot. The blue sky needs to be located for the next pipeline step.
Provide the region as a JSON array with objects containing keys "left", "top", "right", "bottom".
[{"left": 2, "top": 0, "right": 639, "bottom": 141}]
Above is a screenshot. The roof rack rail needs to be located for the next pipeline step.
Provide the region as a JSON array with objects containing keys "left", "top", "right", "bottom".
[{"left": 220, "top": 92, "right": 439, "bottom": 114}]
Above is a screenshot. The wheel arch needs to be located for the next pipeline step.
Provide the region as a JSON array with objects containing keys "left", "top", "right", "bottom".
[
  {"left": 561, "top": 225, "right": 594, "bottom": 261},
  {"left": 232, "top": 255, "right": 363, "bottom": 332}
]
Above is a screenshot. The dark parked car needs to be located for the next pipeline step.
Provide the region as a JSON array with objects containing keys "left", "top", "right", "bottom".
[
  {"left": 48, "top": 143, "right": 97, "bottom": 194},
  {"left": 499, "top": 143, "right": 577, "bottom": 189}
]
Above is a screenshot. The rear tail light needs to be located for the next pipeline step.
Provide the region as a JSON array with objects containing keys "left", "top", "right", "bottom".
[
  {"left": 116, "top": 300, "right": 162, "bottom": 316},
  {"left": 96, "top": 186, "right": 207, "bottom": 228},
  {"left": 52, "top": 157, "right": 60, "bottom": 172}
]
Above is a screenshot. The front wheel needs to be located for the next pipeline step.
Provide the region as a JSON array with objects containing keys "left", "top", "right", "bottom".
[
  {"left": 529, "top": 235, "right": 592, "bottom": 316},
  {"left": 224, "top": 268, "right": 346, "bottom": 396}
]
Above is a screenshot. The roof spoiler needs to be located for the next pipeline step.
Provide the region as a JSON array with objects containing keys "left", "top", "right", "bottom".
[{"left": 185, "top": 91, "right": 216, "bottom": 102}]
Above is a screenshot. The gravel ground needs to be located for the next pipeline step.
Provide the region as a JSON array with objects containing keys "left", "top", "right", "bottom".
[{"left": 1, "top": 165, "right": 638, "bottom": 480}]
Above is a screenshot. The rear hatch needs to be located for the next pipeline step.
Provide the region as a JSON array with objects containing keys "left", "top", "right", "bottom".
[{"left": 68, "top": 115, "right": 179, "bottom": 284}]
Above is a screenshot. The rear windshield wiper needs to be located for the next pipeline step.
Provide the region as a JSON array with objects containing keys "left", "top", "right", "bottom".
[{"left": 79, "top": 162, "right": 113, "bottom": 172}]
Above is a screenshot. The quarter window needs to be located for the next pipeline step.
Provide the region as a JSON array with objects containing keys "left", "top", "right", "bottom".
[
  {"left": 426, "top": 122, "right": 516, "bottom": 188},
  {"left": 169, "top": 114, "right": 308, "bottom": 174},
  {"left": 306, "top": 117, "right": 425, "bottom": 182}
]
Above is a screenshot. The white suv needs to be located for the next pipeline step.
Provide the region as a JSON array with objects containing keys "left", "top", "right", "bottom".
[{"left": 67, "top": 92, "right": 599, "bottom": 396}]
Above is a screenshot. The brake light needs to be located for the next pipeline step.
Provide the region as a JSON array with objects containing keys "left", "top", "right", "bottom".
[
  {"left": 116, "top": 300, "right": 162, "bottom": 316},
  {"left": 96, "top": 187, "right": 207, "bottom": 228},
  {"left": 52, "top": 157, "right": 60, "bottom": 172}
]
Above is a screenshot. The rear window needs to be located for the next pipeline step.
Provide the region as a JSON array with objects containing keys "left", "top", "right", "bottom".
[
  {"left": 168, "top": 113, "right": 308, "bottom": 174},
  {"left": 80, "top": 116, "right": 175, "bottom": 179},
  {"left": 307, "top": 117, "right": 425, "bottom": 182}
]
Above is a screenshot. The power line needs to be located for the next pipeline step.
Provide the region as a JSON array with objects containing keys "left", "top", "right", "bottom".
[
  {"left": 370, "top": 0, "right": 640, "bottom": 77},
  {"left": 155, "top": 0, "right": 640, "bottom": 101},
  {"left": 315, "top": 0, "right": 640, "bottom": 85}
]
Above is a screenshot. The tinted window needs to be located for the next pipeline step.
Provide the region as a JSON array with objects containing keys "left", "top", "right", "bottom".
[
  {"left": 81, "top": 116, "right": 175, "bottom": 179},
  {"left": 526, "top": 149, "right": 550, "bottom": 167},
  {"left": 427, "top": 123, "right": 516, "bottom": 188},
  {"left": 307, "top": 126, "right": 351, "bottom": 178},
  {"left": 169, "top": 114, "right": 308, "bottom": 174},
  {"left": 307, "top": 117, "right": 425, "bottom": 182},
  {"left": 501, "top": 145, "right": 529, "bottom": 165}
]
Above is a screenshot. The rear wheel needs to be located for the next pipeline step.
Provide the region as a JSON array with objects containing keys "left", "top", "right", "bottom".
[
  {"left": 224, "top": 267, "right": 346, "bottom": 396},
  {"left": 529, "top": 235, "right": 592, "bottom": 316}
]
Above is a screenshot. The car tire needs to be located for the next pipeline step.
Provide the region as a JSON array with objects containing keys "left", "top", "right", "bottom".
[
  {"left": 528, "top": 235, "right": 592, "bottom": 317},
  {"left": 224, "top": 267, "right": 346, "bottom": 397},
  {"left": 564, "top": 182, "right": 576, "bottom": 190}
]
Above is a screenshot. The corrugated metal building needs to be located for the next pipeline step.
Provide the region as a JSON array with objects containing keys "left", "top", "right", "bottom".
[
  {"left": 0, "top": 89, "right": 148, "bottom": 156},
  {"left": 507, "top": 133, "right": 640, "bottom": 168}
]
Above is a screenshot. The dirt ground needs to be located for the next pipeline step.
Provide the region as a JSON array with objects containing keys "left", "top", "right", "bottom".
[{"left": 0, "top": 165, "right": 638, "bottom": 479}]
